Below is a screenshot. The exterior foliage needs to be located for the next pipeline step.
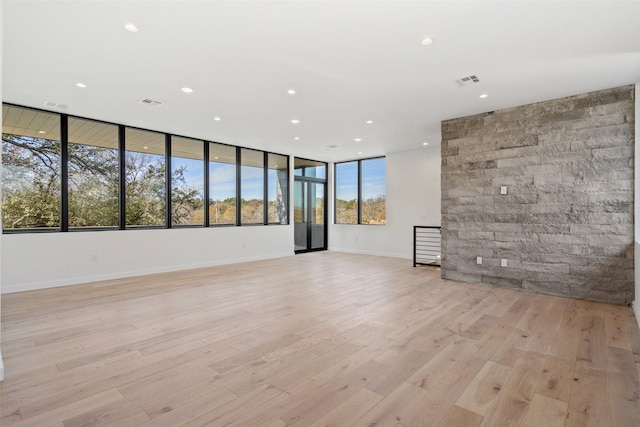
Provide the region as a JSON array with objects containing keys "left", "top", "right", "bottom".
[{"left": 2, "top": 133, "right": 284, "bottom": 229}]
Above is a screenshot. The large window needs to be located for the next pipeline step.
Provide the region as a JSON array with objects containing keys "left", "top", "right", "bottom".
[
  {"left": 361, "top": 157, "right": 386, "bottom": 224},
  {"left": 209, "top": 143, "right": 237, "bottom": 225},
  {"left": 125, "top": 128, "right": 166, "bottom": 227},
  {"left": 335, "top": 157, "right": 386, "bottom": 225},
  {"left": 68, "top": 118, "right": 119, "bottom": 228},
  {"left": 335, "top": 161, "right": 358, "bottom": 224},
  {"left": 268, "top": 153, "right": 289, "bottom": 224},
  {"left": 2, "top": 105, "right": 61, "bottom": 229},
  {"left": 240, "top": 148, "right": 264, "bottom": 224},
  {"left": 1, "top": 103, "right": 289, "bottom": 232},
  {"left": 171, "top": 136, "right": 204, "bottom": 226}
]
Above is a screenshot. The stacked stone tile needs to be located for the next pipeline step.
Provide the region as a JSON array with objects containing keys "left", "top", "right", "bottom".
[{"left": 441, "top": 85, "right": 635, "bottom": 305}]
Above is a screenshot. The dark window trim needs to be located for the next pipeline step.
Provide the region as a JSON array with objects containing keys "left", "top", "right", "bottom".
[
  {"left": 235, "top": 146, "right": 242, "bottom": 226},
  {"left": 118, "top": 125, "right": 126, "bottom": 230},
  {"left": 2, "top": 102, "right": 291, "bottom": 234},
  {"left": 166, "top": 134, "right": 172, "bottom": 228},
  {"left": 263, "top": 151, "right": 269, "bottom": 225},
  {"left": 203, "top": 142, "right": 210, "bottom": 227},
  {"left": 334, "top": 156, "right": 386, "bottom": 225},
  {"left": 60, "top": 114, "right": 69, "bottom": 232}
]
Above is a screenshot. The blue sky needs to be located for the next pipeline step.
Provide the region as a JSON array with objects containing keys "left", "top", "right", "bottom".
[
  {"left": 172, "top": 156, "right": 385, "bottom": 202},
  {"left": 336, "top": 158, "right": 386, "bottom": 201},
  {"left": 175, "top": 159, "right": 278, "bottom": 201}
]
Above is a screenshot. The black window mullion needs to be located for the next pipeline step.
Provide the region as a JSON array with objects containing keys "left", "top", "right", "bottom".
[
  {"left": 285, "top": 156, "right": 293, "bottom": 224},
  {"left": 323, "top": 181, "right": 328, "bottom": 248},
  {"left": 236, "top": 147, "right": 241, "bottom": 226},
  {"left": 263, "top": 152, "right": 269, "bottom": 225},
  {"left": 60, "top": 114, "right": 69, "bottom": 232},
  {"left": 166, "top": 134, "right": 172, "bottom": 228},
  {"left": 118, "top": 126, "right": 126, "bottom": 230},
  {"left": 336, "top": 161, "right": 339, "bottom": 226},
  {"left": 204, "top": 142, "right": 210, "bottom": 227},
  {"left": 357, "top": 160, "right": 362, "bottom": 225}
]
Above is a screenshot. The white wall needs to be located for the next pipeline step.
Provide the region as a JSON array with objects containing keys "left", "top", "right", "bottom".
[
  {"left": 329, "top": 147, "right": 441, "bottom": 259},
  {"left": 1, "top": 225, "right": 293, "bottom": 294},
  {"left": 635, "top": 82, "right": 640, "bottom": 328}
]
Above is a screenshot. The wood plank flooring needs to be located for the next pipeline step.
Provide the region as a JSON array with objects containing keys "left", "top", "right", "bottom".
[{"left": 1, "top": 252, "right": 639, "bottom": 426}]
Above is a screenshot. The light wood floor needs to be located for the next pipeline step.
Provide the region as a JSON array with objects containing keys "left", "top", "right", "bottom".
[{"left": 1, "top": 252, "right": 639, "bottom": 426}]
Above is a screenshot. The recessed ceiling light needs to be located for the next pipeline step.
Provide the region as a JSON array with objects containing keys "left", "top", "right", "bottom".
[
  {"left": 181, "top": 87, "right": 194, "bottom": 93},
  {"left": 290, "top": 119, "right": 300, "bottom": 124},
  {"left": 143, "top": 146, "right": 149, "bottom": 150},
  {"left": 287, "top": 89, "right": 296, "bottom": 95},
  {"left": 354, "top": 138, "right": 362, "bottom": 142},
  {"left": 294, "top": 137, "right": 300, "bottom": 140},
  {"left": 214, "top": 156, "right": 219, "bottom": 160},
  {"left": 124, "top": 23, "right": 138, "bottom": 32},
  {"left": 213, "top": 117, "right": 221, "bottom": 121},
  {"left": 357, "top": 151, "right": 363, "bottom": 155},
  {"left": 423, "top": 142, "right": 429, "bottom": 146},
  {"left": 366, "top": 120, "right": 373, "bottom": 124},
  {"left": 37, "top": 130, "right": 46, "bottom": 134},
  {"left": 479, "top": 93, "right": 489, "bottom": 99},
  {"left": 76, "top": 82, "right": 87, "bottom": 88},
  {"left": 421, "top": 37, "right": 433, "bottom": 46}
]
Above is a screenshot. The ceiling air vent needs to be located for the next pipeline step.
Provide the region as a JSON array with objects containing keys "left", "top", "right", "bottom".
[
  {"left": 139, "top": 98, "right": 162, "bottom": 107},
  {"left": 43, "top": 101, "right": 68, "bottom": 110},
  {"left": 455, "top": 75, "right": 480, "bottom": 87}
]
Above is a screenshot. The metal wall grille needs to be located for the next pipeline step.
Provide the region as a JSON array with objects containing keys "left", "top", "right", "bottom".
[{"left": 413, "top": 226, "right": 441, "bottom": 267}]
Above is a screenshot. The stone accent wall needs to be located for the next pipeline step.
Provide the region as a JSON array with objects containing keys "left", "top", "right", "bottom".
[{"left": 441, "top": 85, "right": 635, "bottom": 305}]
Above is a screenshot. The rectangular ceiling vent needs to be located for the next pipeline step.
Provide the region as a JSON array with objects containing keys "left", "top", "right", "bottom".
[
  {"left": 139, "top": 98, "right": 163, "bottom": 107},
  {"left": 43, "top": 101, "right": 68, "bottom": 110},
  {"left": 455, "top": 75, "right": 480, "bottom": 87}
]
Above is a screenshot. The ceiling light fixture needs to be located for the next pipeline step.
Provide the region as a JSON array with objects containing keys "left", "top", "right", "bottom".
[
  {"left": 290, "top": 119, "right": 300, "bottom": 124},
  {"left": 294, "top": 137, "right": 300, "bottom": 140},
  {"left": 366, "top": 120, "right": 373, "bottom": 124},
  {"left": 38, "top": 130, "right": 46, "bottom": 134},
  {"left": 287, "top": 89, "right": 296, "bottom": 95},
  {"left": 479, "top": 93, "right": 489, "bottom": 99},
  {"left": 213, "top": 117, "right": 221, "bottom": 121},
  {"left": 181, "top": 87, "right": 194, "bottom": 93},
  {"left": 421, "top": 37, "right": 433, "bottom": 46},
  {"left": 76, "top": 82, "right": 87, "bottom": 88},
  {"left": 354, "top": 138, "right": 362, "bottom": 142},
  {"left": 143, "top": 146, "right": 149, "bottom": 150},
  {"left": 358, "top": 151, "right": 363, "bottom": 155},
  {"left": 423, "top": 142, "right": 429, "bottom": 146},
  {"left": 124, "top": 23, "right": 139, "bottom": 32}
]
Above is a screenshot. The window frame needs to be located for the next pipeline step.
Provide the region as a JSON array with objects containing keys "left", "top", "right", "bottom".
[
  {"left": 334, "top": 156, "right": 386, "bottom": 226},
  {"left": 1, "top": 102, "right": 290, "bottom": 233}
]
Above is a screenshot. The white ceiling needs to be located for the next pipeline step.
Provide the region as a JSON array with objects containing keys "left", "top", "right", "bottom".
[{"left": 3, "top": 0, "right": 640, "bottom": 162}]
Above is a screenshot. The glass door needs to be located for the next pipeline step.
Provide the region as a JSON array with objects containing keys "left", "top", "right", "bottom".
[
  {"left": 294, "top": 180, "right": 326, "bottom": 252},
  {"left": 294, "top": 158, "right": 327, "bottom": 253}
]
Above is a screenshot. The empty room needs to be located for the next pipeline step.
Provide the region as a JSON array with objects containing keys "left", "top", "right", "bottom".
[{"left": 1, "top": 1, "right": 639, "bottom": 426}]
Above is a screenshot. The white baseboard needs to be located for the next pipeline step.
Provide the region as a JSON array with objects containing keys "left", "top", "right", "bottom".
[
  {"left": 634, "top": 300, "right": 640, "bottom": 330},
  {"left": 1, "top": 252, "right": 293, "bottom": 294},
  {"left": 328, "top": 247, "right": 411, "bottom": 260}
]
